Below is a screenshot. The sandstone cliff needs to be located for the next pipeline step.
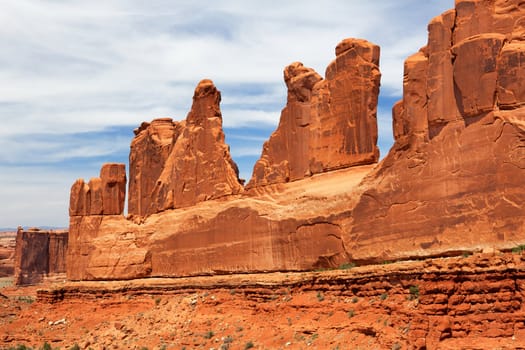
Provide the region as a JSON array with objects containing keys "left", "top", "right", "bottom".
[
  {"left": 66, "top": 38, "right": 380, "bottom": 280},
  {"left": 14, "top": 228, "right": 68, "bottom": 285},
  {"left": 248, "top": 38, "right": 380, "bottom": 187},
  {"left": 347, "top": 0, "right": 525, "bottom": 262},
  {"left": 65, "top": 0, "right": 525, "bottom": 282}
]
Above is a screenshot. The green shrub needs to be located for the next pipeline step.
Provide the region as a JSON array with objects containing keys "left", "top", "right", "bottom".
[
  {"left": 348, "top": 309, "right": 355, "bottom": 318},
  {"left": 409, "top": 285, "right": 419, "bottom": 300},
  {"left": 338, "top": 262, "right": 356, "bottom": 270},
  {"left": 512, "top": 244, "right": 525, "bottom": 254},
  {"left": 39, "top": 342, "right": 52, "bottom": 350},
  {"left": 316, "top": 291, "right": 324, "bottom": 302},
  {"left": 244, "top": 341, "right": 254, "bottom": 349},
  {"left": 204, "top": 330, "right": 215, "bottom": 339}
]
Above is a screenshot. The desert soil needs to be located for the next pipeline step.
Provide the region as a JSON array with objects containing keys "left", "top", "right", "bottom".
[{"left": 2, "top": 253, "right": 525, "bottom": 350}]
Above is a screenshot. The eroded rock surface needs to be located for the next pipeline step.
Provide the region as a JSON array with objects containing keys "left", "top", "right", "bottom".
[
  {"left": 14, "top": 228, "right": 68, "bottom": 285},
  {"left": 0, "top": 231, "right": 16, "bottom": 277},
  {"left": 65, "top": 1, "right": 525, "bottom": 282},
  {"left": 349, "top": 0, "right": 525, "bottom": 261},
  {"left": 248, "top": 38, "right": 380, "bottom": 187},
  {"left": 128, "top": 80, "right": 243, "bottom": 217},
  {"left": 69, "top": 163, "right": 126, "bottom": 216}
]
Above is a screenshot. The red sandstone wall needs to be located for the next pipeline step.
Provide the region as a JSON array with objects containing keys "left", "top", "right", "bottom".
[{"left": 14, "top": 228, "right": 68, "bottom": 285}]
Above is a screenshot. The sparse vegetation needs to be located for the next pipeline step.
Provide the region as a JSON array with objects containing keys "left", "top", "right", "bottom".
[
  {"left": 392, "top": 342, "right": 402, "bottom": 350},
  {"left": 39, "top": 342, "right": 52, "bottom": 350},
  {"left": 352, "top": 296, "right": 359, "bottom": 303},
  {"left": 380, "top": 293, "right": 388, "bottom": 301},
  {"left": 17, "top": 296, "right": 35, "bottom": 304},
  {"left": 409, "top": 285, "right": 419, "bottom": 300},
  {"left": 244, "top": 341, "right": 255, "bottom": 349},
  {"left": 8, "top": 345, "right": 33, "bottom": 350},
  {"left": 69, "top": 344, "right": 81, "bottom": 350},
  {"left": 348, "top": 309, "right": 355, "bottom": 318},
  {"left": 316, "top": 291, "right": 325, "bottom": 301},
  {"left": 512, "top": 244, "right": 525, "bottom": 254},
  {"left": 155, "top": 297, "right": 161, "bottom": 305},
  {"left": 338, "top": 262, "right": 356, "bottom": 270},
  {"left": 204, "top": 330, "right": 215, "bottom": 339}
]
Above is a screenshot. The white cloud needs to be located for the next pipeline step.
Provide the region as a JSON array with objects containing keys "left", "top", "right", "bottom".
[{"left": 0, "top": 0, "right": 455, "bottom": 226}]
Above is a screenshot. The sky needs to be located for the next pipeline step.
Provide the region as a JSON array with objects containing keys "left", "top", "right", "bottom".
[{"left": 0, "top": 0, "right": 454, "bottom": 229}]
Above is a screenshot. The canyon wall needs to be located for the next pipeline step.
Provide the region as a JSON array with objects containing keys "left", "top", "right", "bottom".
[
  {"left": 65, "top": 0, "right": 525, "bottom": 281},
  {"left": 14, "top": 228, "right": 68, "bottom": 285}
]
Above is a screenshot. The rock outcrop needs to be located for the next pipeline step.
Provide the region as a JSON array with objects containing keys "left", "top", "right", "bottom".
[
  {"left": 347, "top": 0, "right": 525, "bottom": 261},
  {"left": 0, "top": 231, "right": 16, "bottom": 277},
  {"left": 29, "top": 253, "right": 525, "bottom": 349},
  {"left": 128, "top": 80, "right": 243, "bottom": 217},
  {"left": 248, "top": 38, "right": 380, "bottom": 187},
  {"left": 14, "top": 227, "right": 68, "bottom": 285},
  {"left": 69, "top": 163, "right": 126, "bottom": 216},
  {"left": 65, "top": 1, "right": 525, "bottom": 282}
]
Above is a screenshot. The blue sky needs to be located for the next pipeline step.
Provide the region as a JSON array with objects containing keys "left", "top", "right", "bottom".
[{"left": 0, "top": 1, "right": 454, "bottom": 228}]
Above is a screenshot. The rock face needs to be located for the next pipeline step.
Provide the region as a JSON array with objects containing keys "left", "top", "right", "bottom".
[
  {"left": 0, "top": 231, "right": 16, "bottom": 277},
  {"left": 247, "top": 38, "right": 380, "bottom": 187},
  {"left": 65, "top": 1, "right": 525, "bottom": 282},
  {"left": 128, "top": 80, "right": 243, "bottom": 217},
  {"left": 14, "top": 228, "right": 68, "bottom": 285},
  {"left": 347, "top": 0, "right": 525, "bottom": 261},
  {"left": 69, "top": 163, "right": 126, "bottom": 216},
  {"left": 66, "top": 39, "right": 381, "bottom": 281},
  {"left": 30, "top": 254, "right": 525, "bottom": 350}
]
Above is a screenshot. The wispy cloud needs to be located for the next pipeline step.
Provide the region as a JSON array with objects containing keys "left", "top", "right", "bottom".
[{"left": 0, "top": 0, "right": 454, "bottom": 227}]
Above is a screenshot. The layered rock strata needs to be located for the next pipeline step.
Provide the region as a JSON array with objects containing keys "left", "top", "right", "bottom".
[
  {"left": 14, "top": 227, "right": 68, "bottom": 285},
  {"left": 248, "top": 38, "right": 380, "bottom": 187},
  {"left": 35, "top": 254, "right": 525, "bottom": 349}
]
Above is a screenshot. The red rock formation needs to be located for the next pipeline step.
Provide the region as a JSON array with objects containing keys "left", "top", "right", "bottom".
[
  {"left": 65, "top": 1, "right": 525, "bottom": 281},
  {"left": 0, "top": 231, "right": 16, "bottom": 277},
  {"left": 14, "top": 227, "right": 68, "bottom": 285},
  {"left": 69, "top": 163, "right": 126, "bottom": 216},
  {"left": 347, "top": 0, "right": 525, "bottom": 262},
  {"left": 248, "top": 38, "right": 380, "bottom": 187},
  {"left": 128, "top": 118, "right": 180, "bottom": 217},
  {"left": 29, "top": 253, "right": 525, "bottom": 349},
  {"left": 127, "top": 80, "right": 243, "bottom": 217}
]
